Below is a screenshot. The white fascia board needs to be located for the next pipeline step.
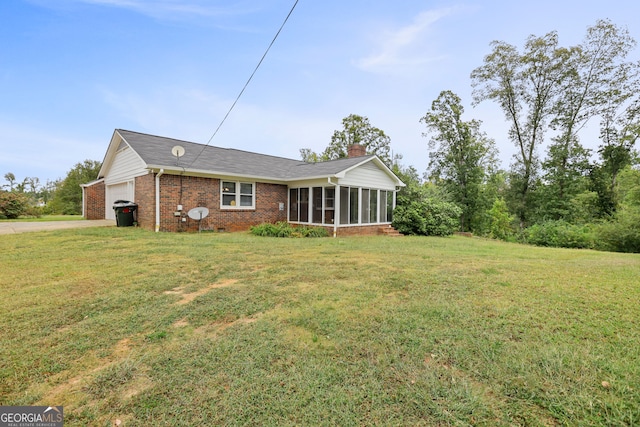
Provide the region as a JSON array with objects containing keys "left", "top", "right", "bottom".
[
  {"left": 80, "top": 178, "right": 105, "bottom": 188},
  {"left": 145, "top": 165, "right": 289, "bottom": 185}
]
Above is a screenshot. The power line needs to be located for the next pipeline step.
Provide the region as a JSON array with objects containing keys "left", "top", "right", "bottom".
[{"left": 188, "top": 0, "right": 300, "bottom": 168}]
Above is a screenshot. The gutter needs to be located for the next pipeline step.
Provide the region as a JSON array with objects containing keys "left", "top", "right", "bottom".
[{"left": 155, "top": 169, "right": 164, "bottom": 232}]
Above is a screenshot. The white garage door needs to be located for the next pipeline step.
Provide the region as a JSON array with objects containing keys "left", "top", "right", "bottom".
[{"left": 106, "top": 182, "right": 134, "bottom": 220}]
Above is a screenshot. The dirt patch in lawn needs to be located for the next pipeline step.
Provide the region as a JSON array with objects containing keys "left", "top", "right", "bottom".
[{"left": 164, "top": 279, "right": 239, "bottom": 305}]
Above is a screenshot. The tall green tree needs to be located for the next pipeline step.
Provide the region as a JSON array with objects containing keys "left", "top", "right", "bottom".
[
  {"left": 587, "top": 90, "right": 640, "bottom": 217},
  {"left": 300, "top": 114, "right": 392, "bottom": 166},
  {"left": 472, "top": 21, "right": 640, "bottom": 227},
  {"left": 420, "top": 90, "right": 497, "bottom": 232},
  {"left": 538, "top": 141, "right": 592, "bottom": 221},
  {"left": 471, "top": 32, "right": 568, "bottom": 227},
  {"left": 543, "top": 20, "right": 639, "bottom": 220},
  {"left": 48, "top": 160, "right": 102, "bottom": 215}
]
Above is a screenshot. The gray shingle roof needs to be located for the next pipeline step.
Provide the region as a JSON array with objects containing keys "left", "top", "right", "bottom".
[{"left": 117, "top": 129, "right": 377, "bottom": 181}]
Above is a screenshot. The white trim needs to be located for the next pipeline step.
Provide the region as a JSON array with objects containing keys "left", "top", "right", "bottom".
[{"left": 155, "top": 169, "right": 164, "bottom": 232}]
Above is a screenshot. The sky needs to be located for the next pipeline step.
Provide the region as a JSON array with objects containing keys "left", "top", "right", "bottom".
[{"left": 2, "top": 0, "right": 640, "bottom": 185}]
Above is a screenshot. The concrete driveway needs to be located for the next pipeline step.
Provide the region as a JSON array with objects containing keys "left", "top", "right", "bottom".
[{"left": 0, "top": 219, "right": 116, "bottom": 235}]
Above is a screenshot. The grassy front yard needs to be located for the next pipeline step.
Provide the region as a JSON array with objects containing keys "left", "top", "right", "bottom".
[{"left": 1, "top": 228, "right": 638, "bottom": 426}]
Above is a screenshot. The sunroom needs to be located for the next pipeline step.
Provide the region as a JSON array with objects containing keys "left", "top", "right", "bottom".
[{"left": 288, "top": 186, "right": 395, "bottom": 227}]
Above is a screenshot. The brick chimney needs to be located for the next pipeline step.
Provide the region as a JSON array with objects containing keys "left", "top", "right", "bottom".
[{"left": 347, "top": 144, "right": 366, "bottom": 158}]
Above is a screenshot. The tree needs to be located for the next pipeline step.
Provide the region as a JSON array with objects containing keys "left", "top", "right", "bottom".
[
  {"left": 299, "top": 114, "right": 393, "bottom": 166},
  {"left": 538, "top": 141, "right": 592, "bottom": 221},
  {"left": 0, "top": 191, "right": 30, "bottom": 219},
  {"left": 299, "top": 148, "right": 324, "bottom": 163},
  {"left": 3, "top": 173, "right": 16, "bottom": 191},
  {"left": 487, "top": 197, "right": 515, "bottom": 240},
  {"left": 473, "top": 21, "right": 640, "bottom": 227},
  {"left": 421, "top": 90, "right": 498, "bottom": 232},
  {"left": 48, "top": 160, "right": 102, "bottom": 214},
  {"left": 472, "top": 32, "right": 568, "bottom": 227},
  {"left": 543, "top": 20, "right": 639, "bottom": 220},
  {"left": 595, "top": 166, "right": 640, "bottom": 252},
  {"left": 589, "top": 95, "right": 640, "bottom": 217}
]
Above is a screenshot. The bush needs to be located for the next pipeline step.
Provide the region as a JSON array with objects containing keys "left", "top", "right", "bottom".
[
  {"left": 0, "top": 191, "right": 30, "bottom": 219},
  {"left": 392, "top": 199, "right": 461, "bottom": 236},
  {"left": 250, "top": 222, "right": 328, "bottom": 238},
  {"left": 487, "top": 198, "right": 515, "bottom": 241},
  {"left": 594, "top": 208, "right": 640, "bottom": 253},
  {"left": 525, "top": 221, "right": 595, "bottom": 249}
]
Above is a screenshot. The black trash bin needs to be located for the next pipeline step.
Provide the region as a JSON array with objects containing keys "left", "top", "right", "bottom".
[{"left": 113, "top": 200, "right": 138, "bottom": 227}]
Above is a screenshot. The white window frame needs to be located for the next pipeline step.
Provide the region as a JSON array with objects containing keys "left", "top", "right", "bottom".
[{"left": 220, "top": 180, "right": 255, "bottom": 210}]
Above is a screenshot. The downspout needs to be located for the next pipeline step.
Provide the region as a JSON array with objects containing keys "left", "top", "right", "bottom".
[
  {"left": 327, "top": 177, "right": 338, "bottom": 238},
  {"left": 81, "top": 185, "right": 86, "bottom": 218},
  {"left": 155, "top": 169, "right": 164, "bottom": 232}
]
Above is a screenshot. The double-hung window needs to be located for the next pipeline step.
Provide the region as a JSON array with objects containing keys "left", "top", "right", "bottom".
[{"left": 221, "top": 181, "right": 255, "bottom": 209}]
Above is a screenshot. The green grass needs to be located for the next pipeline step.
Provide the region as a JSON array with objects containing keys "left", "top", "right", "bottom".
[
  {"left": 0, "top": 214, "right": 84, "bottom": 222},
  {"left": 1, "top": 228, "right": 639, "bottom": 426}
]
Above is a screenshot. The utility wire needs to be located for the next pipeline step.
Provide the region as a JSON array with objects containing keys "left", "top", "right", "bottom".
[{"left": 188, "top": 0, "right": 300, "bottom": 168}]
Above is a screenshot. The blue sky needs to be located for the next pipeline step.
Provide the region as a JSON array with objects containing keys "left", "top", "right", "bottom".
[{"left": 2, "top": 0, "right": 640, "bottom": 184}]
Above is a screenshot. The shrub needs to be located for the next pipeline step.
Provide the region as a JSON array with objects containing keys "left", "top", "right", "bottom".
[
  {"left": 487, "top": 198, "right": 515, "bottom": 241},
  {"left": 0, "top": 191, "right": 30, "bottom": 219},
  {"left": 297, "top": 226, "right": 329, "bottom": 238},
  {"left": 525, "top": 221, "right": 595, "bottom": 249},
  {"left": 392, "top": 198, "right": 461, "bottom": 236},
  {"left": 594, "top": 207, "right": 640, "bottom": 253},
  {"left": 250, "top": 222, "right": 328, "bottom": 238}
]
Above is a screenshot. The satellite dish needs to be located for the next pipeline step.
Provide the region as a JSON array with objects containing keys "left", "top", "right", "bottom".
[
  {"left": 171, "top": 145, "right": 186, "bottom": 158},
  {"left": 188, "top": 207, "right": 209, "bottom": 232},
  {"left": 188, "top": 207, "right": 209, "bottom": 220},
  {"left": 171, "top": 145, "right": 186, "bottom": 167}
]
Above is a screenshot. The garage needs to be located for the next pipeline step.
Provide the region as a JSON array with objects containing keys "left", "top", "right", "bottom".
[{"left": 105, "top": 181, "right": 134, "bottom": 220}]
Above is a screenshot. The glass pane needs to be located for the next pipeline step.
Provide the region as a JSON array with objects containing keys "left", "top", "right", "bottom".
[
  {"left": 300, "top": 188, "right": 309, "bottom": 222},
  {"left": 362, "top": 189, "right": 370, "bottom": 224},
  {"left": 222, "top": 181, "right": 235, "bottom": 194},
  {"left": 340, "top": 187, "right": 349, "bottom": 224},
  {"left": 289, "top": 188, "right": 298, "bottom": 221},
  {"left": 240, "top": 183, "right": 252, "bottom": 195},
  {"left": 349, "top": 188, "right": 359, "bottom": 224},
  {"left": 387, "top": 191, "right": 393, "bottom": 222},
  {"left": 312, "top": 187, "right": 323, "bottom": 224},
  {"left": 222, "top": 194, "right": 236, "bottom": 206},
  {"left": 379, "top": 191, "right": 387, "bottom": 222},
  {"left": 324, "top": 188, "right": 335, "bottom": 208},
  {"left": 240, "top": 195, "right": 252, "bottom": 206},
  {"left": 370, "top": 190, "right": 377, "bottom": 223}
]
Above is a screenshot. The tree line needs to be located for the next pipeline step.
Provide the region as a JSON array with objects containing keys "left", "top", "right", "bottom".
[
  {"left": 0, "top": 161, "right": 101, "bottom": 219},
  {"left": 303, "top": 20, "right": 640, "bottom": 253}
]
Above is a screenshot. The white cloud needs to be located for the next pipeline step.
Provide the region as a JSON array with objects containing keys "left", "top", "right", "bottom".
[
  {"left": 79, "top": 0, "right": 242, "bottom": 17},
  {"left": 355, "top": 8, "right": 455, "bottom": 73},
  {"left": 25, "top": 0, "right": 262, "bottom": 22}
]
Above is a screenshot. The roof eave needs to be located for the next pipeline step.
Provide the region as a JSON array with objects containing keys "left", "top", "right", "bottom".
[{"left": 145, "top": 165, "right": 291, "bottom": 184}]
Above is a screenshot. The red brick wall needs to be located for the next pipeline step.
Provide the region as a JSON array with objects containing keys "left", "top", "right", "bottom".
[
  {"left": 134, "top": 173, "right": 155, "bottom": 229},
  {"left": 135, "top": 173, "right": 288, "bottom": 232},
  {"left": 319, "top": 224, "right": 386, "bottom": 237},
  {"left": 83, "top": 181, "right": 105, "bottom": 220}
]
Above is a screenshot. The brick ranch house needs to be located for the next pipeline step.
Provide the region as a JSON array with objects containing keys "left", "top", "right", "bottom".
[{"left": 82, "top": 129, "right": 405, "bottom": 236}]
